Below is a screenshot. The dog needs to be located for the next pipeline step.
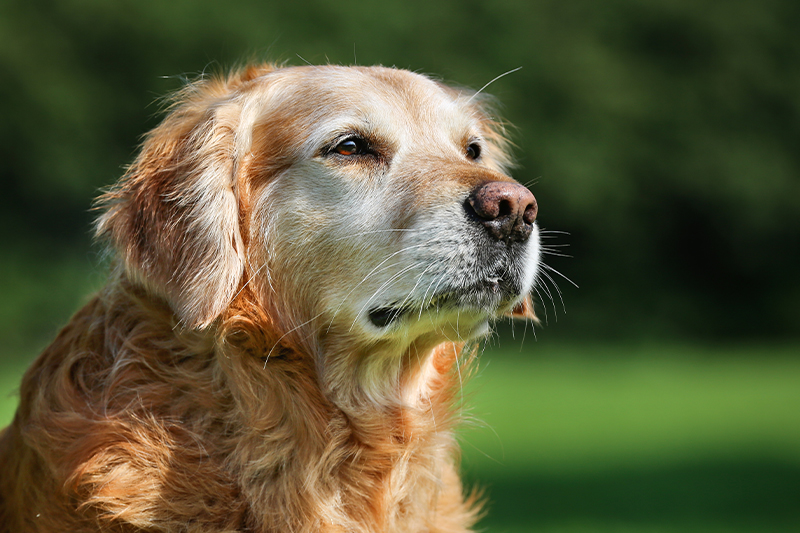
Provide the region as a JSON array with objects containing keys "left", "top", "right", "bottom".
[{"left": 0, "top": 64, "right": 539, "bottom": 532}]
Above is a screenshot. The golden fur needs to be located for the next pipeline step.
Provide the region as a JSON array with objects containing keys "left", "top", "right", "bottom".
[{"left": 0, "top": 64, "right": 539, "bottom": 532}]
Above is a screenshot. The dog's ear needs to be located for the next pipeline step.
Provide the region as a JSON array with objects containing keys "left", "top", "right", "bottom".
[
  {"left": 96, "top": 83, "right": 245, "bottom": 329},
  {"left": 506, "top": 294, "right": 538, "bottom": 322}
]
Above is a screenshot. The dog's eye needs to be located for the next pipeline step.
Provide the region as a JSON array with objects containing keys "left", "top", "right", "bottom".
[
  {"left": 332, "top": 136, "right": 370, "bottom": 156},
  {"left": 466, "top": 143, "right": 481, "bottom": 160}
]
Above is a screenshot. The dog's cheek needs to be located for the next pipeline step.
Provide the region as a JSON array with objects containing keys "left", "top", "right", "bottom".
[{"left": 247, "top": 174, "right": 365, "bottom": 317}]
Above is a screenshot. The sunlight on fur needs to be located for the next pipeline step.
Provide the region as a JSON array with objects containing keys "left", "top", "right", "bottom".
[{"left": 0, "top": 63, "right": 540, "bottom": 532}]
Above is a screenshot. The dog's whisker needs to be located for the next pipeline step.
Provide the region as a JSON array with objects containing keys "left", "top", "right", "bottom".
[
  {"left": 328, "top": 259, "right": 407, "bottom": 330},
  {"left": 394, "top": 259, "right": 442, "bottom": 315},
  {"left": 452, "top": 342, "right": 464, "bottom": 411},
  {"left": 348, "top": 263, "right": 421, "bottom": 332},
  {"left": 350, "top": 241, "right": 432, "bottom": 290},
  {"left": 518, "top": 310, "right": 533, "bottom": 347},
  {"left": 418, "top": 274, "right": 443, "bottom": 320},
  {"left": 532, "top": 285, "right": 551, "bottom": 324},
  {"left": 295, "top": 53, "right": 313, "bottom": 66},
  {"left": 540, "top": 249, "right": 573, "bottom": 258},
  {"left": 419, "top": 255, "right": 459, "bottom": 319},
  {"left": 330, "top": 240, "right": 437, "bottom": 329},
  {"left": 521, "top": 177, "right": 541, "bottom": 188},
  {"left": 330, "top": 228, "right": 421, "bottom": 241},
  {"left": 265, "top": 310, "right": 328, "bottom": 367},
  {"left": 466, "top": 66, "right": 523, "bottom": 104},
  {"left": 535, "top": 271, "right": 556, "bottom": 308},
  {"left": 233, "top": 259, "right": 270, "bottom": 301},
  {"left": 423, "top": 270, "right": 450, "bottom": 313},
  {"left": 540, "top": 262, "right": 579, "bottom": 289},
  {"left": 538, "top": 268, "right": 567, "bottom": 314}
]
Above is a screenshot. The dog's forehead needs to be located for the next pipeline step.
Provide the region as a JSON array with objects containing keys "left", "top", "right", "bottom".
[{"left": 260, "top": 66, "right": 480, "bottom": 137}]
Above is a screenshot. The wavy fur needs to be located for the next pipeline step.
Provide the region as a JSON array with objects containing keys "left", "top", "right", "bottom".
[{"left": 0, "top": 64, "right": 538, "bottom": 532}]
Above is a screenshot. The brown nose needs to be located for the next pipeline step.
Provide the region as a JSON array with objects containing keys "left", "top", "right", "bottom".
[{"left": 467, "top": 181, "right": 538, "bottom": 242}]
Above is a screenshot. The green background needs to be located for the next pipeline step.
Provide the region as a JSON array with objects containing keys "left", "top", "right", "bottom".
[{"left": 1, "top": 1, "right": 798, "bottom": 531}]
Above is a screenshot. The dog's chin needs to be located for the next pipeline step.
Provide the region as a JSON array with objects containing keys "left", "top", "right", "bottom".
[
  {"left": 364, "top": 279, "right": 522, "bottom": 340},
  {"left": 365, "top": 305, "right": 492, "bottom": 341}
]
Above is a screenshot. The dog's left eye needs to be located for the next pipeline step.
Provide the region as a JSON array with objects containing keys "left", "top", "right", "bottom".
[
  {"left": 332, "top": 136, "right": 370, "bottom": 156},
  {"left": 466, "top": 142, "right": 481, "bottom": 160}
]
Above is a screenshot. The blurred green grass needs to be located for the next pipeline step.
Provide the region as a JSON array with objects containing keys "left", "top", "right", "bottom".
[
  {"left": 2, "top": 343, "right": 798, "bottom": 532},
  {"left": 460, "top": 344, "right": 800, "bottom": 532}
]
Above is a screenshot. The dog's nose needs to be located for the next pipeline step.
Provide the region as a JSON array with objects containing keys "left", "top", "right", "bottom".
[{"left": 467, "top": 181, "right": 537, "bottom": 242}]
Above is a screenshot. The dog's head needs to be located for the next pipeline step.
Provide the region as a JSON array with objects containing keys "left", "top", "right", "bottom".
[{"left": 97, "top": 64, "right": 539, "bottom": 355}]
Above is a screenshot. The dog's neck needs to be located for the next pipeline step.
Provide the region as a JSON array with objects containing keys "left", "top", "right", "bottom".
[
  {"left": 318, "top": 333, "right": 465, "bottom": 409},
  {"left": 215, "top": 305, "right": 471, "bottom": 531}
]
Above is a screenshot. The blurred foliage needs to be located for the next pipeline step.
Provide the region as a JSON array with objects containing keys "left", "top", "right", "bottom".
[{"left": 1, "top": 0, "right": 799, "bottom": 348}]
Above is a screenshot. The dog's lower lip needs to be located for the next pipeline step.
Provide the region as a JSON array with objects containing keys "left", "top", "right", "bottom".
[
  {"left": 368, "top": 285, "right": 507, "bottom": 328},
  {"left": 368, "top": 294, "right": 451, "bottom": 328}
]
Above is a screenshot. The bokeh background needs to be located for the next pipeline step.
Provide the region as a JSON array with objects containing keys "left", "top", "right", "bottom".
[{"left": 1, "top": 1, "right": 798, "bottom": 531}]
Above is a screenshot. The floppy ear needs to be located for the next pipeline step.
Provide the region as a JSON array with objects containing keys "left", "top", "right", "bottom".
[
  {"left": 506, "top": 294, "right": 538, "bottom": 322},
  {"left": 96, "top": 85, "right": 244, "bottom": 329}
]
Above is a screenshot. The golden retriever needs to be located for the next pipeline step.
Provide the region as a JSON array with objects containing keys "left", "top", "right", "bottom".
[{"left": 0, "top": 63, "right": 539, "bottom": 532}]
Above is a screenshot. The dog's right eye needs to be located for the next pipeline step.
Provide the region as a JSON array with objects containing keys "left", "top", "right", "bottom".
[
  {"left": 331, "top": 136, "right": 370, "bottom": 157},
  {"left": 466, "top": 142, "right": 482, "bottom": 160}
]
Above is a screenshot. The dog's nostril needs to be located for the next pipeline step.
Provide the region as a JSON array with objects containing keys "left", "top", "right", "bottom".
[
  {"left": 467, "top": 181, "right": 537, "bottom": 242},
  {"left": 523, "top": 199, "right": 538, "bottom": 224},
  {"left": 497, "top": 199, "right": 513, "bottom": 218}
]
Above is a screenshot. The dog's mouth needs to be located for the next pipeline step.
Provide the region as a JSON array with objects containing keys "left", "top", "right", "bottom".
[
  {"left": 367, "top": 306, "right": 410, "bottom": 328},
  {"left": 367, "top": 293, "right": 454, "bottom": 328},
  {"left": 366, "top": 277, "right": 517, "bottom": 329}
]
